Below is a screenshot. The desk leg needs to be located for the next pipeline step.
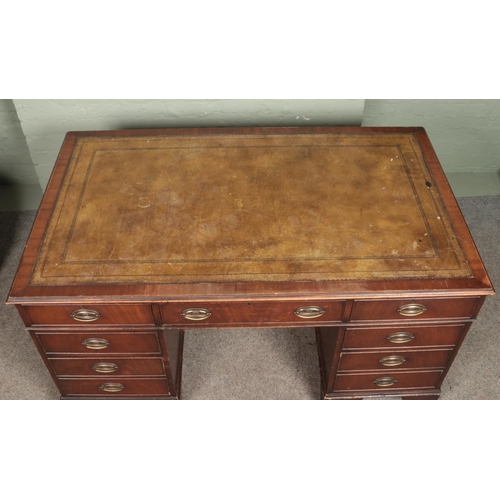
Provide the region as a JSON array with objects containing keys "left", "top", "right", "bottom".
[
  {"left": 162, "top": 329, "right": 185, "bottom": 399},
  {"left": 315, "top": 327, "right": 343, "bottom": 398}
]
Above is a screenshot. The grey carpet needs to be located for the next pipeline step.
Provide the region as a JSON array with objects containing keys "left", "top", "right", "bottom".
[{"left": 1, "top": 197, "right": 498, "bottom": 400}]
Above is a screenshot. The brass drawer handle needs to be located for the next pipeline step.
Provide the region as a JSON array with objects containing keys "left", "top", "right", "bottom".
[
  {"left": 373, "top": 377, "right": 398, "bottom": 387},
  {"left": 82, "top": 338, "right": 110, "bottom": 350},
  {"left": 92, "top": 362, "right": 118, "bottom": 373},
  {"left": 181, "top": 308, "right": 211, "bottom": 321},
  {"left": 379, "top": 356, "right": 407, "bottom": 367},
  {"left": 387, "top": 332, "right": 415, "bottom": 344},
  {"left": 294, "top": 306, "right": 326, "bottom": 319},
  {"left": 99, "top": 382, "right": 125, "bottom": 393},
  {"left": 397, "top": 303, "right": 426, "bottom": 316},
  {"left": 70, "top": 309, "right": 101, "bottom": 322}
]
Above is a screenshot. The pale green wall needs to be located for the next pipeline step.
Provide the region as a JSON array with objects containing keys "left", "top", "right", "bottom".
[
  {"left": 362, "top": 99, "right": 500, "bottom": 197},
  {"left": 0, "top": 99, "right": 38, "bottom": 185},
  {"left": 0, "top": 99, "right": 42, "bottom": 210},
  {"left": 363, "top": 99, "right": 500, "bottom": 173},
  {"left": 2, "top": 99, "right": 500, "bottom": 211},
  {"left": 13, "top": 99, "right": 365, "bottom": 190}
]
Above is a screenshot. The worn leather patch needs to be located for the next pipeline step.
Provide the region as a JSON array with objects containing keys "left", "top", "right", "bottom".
[{"left": 30, "top": 132, "right": 471, "bottom": 284}]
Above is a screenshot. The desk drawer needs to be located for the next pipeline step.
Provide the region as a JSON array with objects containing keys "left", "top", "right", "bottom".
[
  {"left": 334, "top": 370, "right": 443, "bottom": 392},
  {"left": 24, "top": 304, "right": 154, "bottom": 326},
  {"left": 338, "top": 349, "right": 453, "bottom": 372},
  {"left": 59, "top": 377, "right": 170, "bottom": 397},
  {"left": 161, "top": 300, "right": 345, "bottom": 326},
  {"left": 350, "top": 297, "right": 479, "bottom": 321},
  {"left": 343, "top": 324, "right": 467, "bottom": 350},
  {"left": 35, "top": 332, "right": 161, "bottom": 355},
  {"left": 48, "top": 357, "right": 165, "bottom": 377}
]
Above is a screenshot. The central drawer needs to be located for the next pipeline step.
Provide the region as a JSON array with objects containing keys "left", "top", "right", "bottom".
[{"left": 161, "top": 300, "right": 345, "bottom": 326}]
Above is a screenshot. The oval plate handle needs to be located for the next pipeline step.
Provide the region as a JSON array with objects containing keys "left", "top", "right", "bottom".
[
  {"left": 294, "top": 306, "right": 326, "bottom": 319},
  {"left": 397, "top": 303, "right": 426, "bottom": 316},
  {"left": 92, "top": 362, "right": 119, "bottom": 373},
  {"left": 99, "top": 382, "right": 125, "bottom": 393},
  {"left": 373, "top": 377, "right": 398, "bottom": 387},
  {"left": 387, "top": 332, "right": 415, "bottom": 344},
  {"left": 82, "top": 338, "right": 110, "bottom": 350},
  {"left": 71, "top": 308, "right": 101, "bottom": 322},
  {"left": 181, "top": 308, "right": 211, "bottom": 321},
  {"left": 379, "top": 356, "right": 407, "bottom": 367}
]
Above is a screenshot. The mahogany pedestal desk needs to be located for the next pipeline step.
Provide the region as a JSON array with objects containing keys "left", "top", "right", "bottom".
[{"left": 7, "top": 127, "right": 494, "bottom": 399}]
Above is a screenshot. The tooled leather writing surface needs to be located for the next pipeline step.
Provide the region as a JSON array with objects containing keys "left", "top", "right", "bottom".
[{"left": 30, "top": 131, "right": 471, "bottom": 285}]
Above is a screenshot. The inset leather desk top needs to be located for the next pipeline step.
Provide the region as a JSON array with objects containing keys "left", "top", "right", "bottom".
[{"left": 29, "top": 128, "right": 472, "bottom": 286}]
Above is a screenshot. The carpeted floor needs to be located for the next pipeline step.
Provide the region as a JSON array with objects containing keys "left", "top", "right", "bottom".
[{"left": 1, "top": 197, "right": 498, "bottom": 399}]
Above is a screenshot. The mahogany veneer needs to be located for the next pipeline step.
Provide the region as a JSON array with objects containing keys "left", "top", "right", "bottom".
[{"left": 7, "top": 126, "right": 494, "bottom": 399}]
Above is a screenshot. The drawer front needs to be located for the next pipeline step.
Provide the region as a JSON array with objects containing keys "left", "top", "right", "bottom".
[
  {"left": 338, "top": 349, "right": 453, "bottom": 372},
  {"left": 35, "top": 332, "right": 161, "bottom": 355},
  {"left": 24, "top": 304, "right": 154, "bottom": 326},
  {"left": 59, "top": 377, "right": 170, "bottom": 397},
  {"left": 350, "top": 297, "right": 479, "bottom": 321},
  {"left": 334, "top": 370, "right": 443, "bottom": 392},
  {"left": 343, "top": 324, "right": 467, "bottom": 350},
  {"left": 48, "top": 357, "right": 165, "bottom": 377},
  {"left": 161, "top": 300, "right": 345, "bottom": 326}
]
